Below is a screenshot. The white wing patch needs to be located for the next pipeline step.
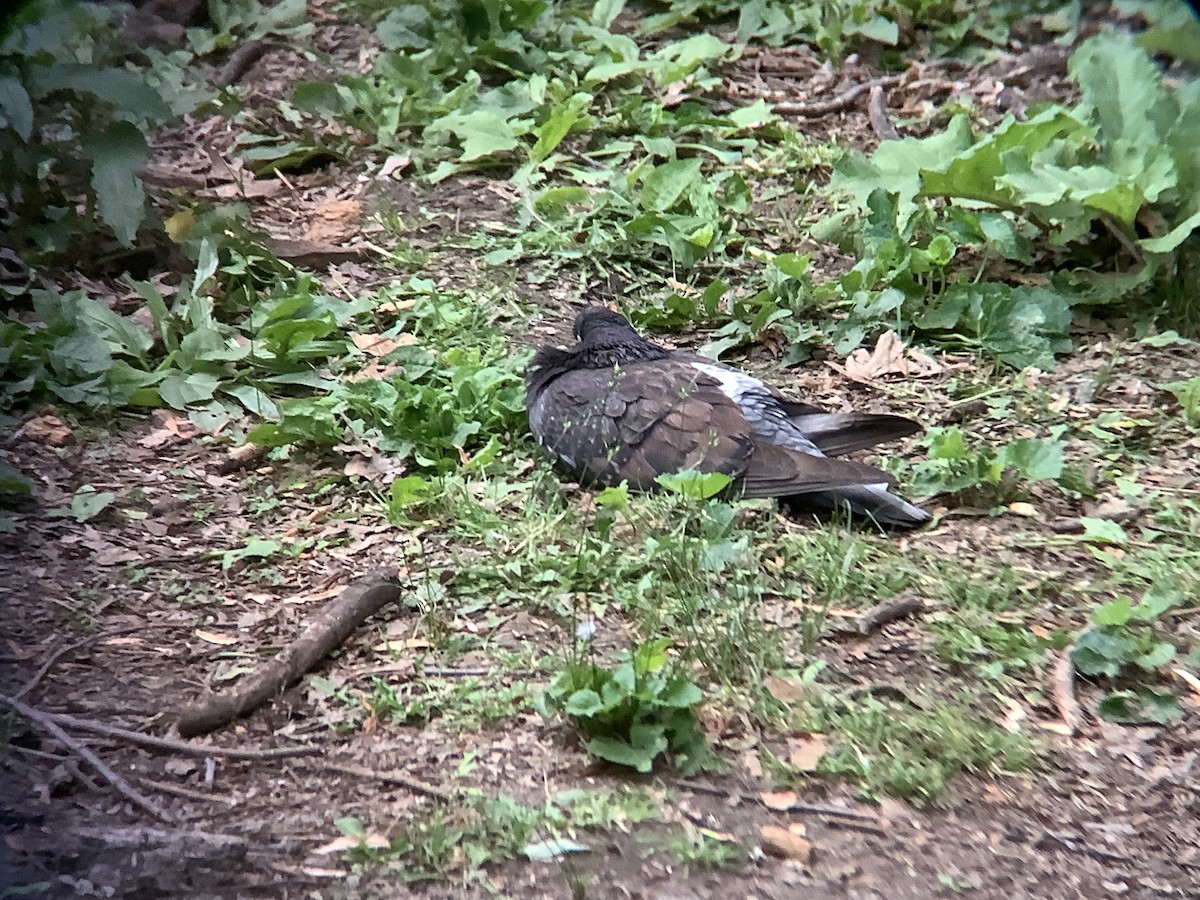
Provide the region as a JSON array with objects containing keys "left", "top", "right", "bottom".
[{"left": 690, "top": 362, "right": 765, "bottom": 403}]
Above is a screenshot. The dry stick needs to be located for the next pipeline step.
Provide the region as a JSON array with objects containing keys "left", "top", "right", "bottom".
[
  {"left": 318, "top": 759, "right": 453, "bottom": 803},
  {"left": 1052, "top": 647, "right": 1084, "bottom": 736},
  {"left": 0, "top": 693, "right": 174, "bottom": 823},
  {"left": 673, "top": 780, "right": 880, "bottom": 822},
  {"left": 177, "top": 568, "right": 404, "bottom": 737},
  {"left": 857, "top": 595, "right": 924, "bottom": 636},
  {"left": 773, "top": 75, "right": 902, "bottom": 117},
  {"left": 215, "top": 39, "right": 273, "bottom": 87},
  {"left": 14, "top": 626, "right": 141, "bottom": 700},
  {"left": 135, "top": 776, "right": 240, "bottom": 806},
  {"left": 867, "top": 84, "right": 900, "bottom": 141},
  {"left": 38, "top": 710, "right": 321, "bottom": 761}
]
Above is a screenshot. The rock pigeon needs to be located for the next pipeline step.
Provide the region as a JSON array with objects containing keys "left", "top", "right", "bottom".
[{"left": 525, "top": 307, "right": 931, "bottom": 528}]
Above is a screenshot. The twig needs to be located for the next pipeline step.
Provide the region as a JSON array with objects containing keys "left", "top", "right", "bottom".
[
  {"left": 1170, "top": 665, "right": 1200, "bottom": 702},
  {"left": 867, "top": 84, "right": 900, "bottom": 140},
  {"left": 672, "top": 780, "right": 879, "bottom": 821},
  {"left": 857, "top": 596, "right": 924, "bottom": 635},
  {"left": 773, "top": 75, "right": 902, "bottom": 117},
  {"left": 14, "top": 627, "right": 139, "bottom": 700},
  {"left": 212, "top": 443, "right": 267, "bottom": 475},
  {"left": 177, "top": 568, "right": 404, "bottom": 737},
  {"left": 35, "top": 709, "right": 321, "bottom": 761},
  {"left": 1051, "top": 647, "right": 1084, "bottom": 736},
  {"left": 13, "top": 635, "right": 94, "bottom": 700},
  {"left": 216, "top": 39, "right": 273, "bottom": 87},
  {"left": 135, "top": 776, "right": 240, "bottom": 806},
  {"left": 318, "top": 759, "right": 453, "bottom": 802},
  {"left": 0, "top": 693, "right": 174, "bottom": 823}
]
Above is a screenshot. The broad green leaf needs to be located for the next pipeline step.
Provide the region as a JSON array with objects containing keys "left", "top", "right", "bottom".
[
  {"left": 999, "top": 438, "right": 1064, "bottom": 481},
  {"left": 376, "top": 5, "right": 433, "bottom": 49},
  {"left": 0, "top": 77, "right": 33, "bottom": 140},
  {"left": 655, "top": 469, "right": 731, "bottom": 499},
  {"left": 221, "top": 538, "right": 282, "bottom": 571},
  {"left": 1093, "top": 598, "right": 1134, "bottom": 627},
  {"left": 1071, "top": 33, "right": 1177, "bottom": 150},
  {"left": 440, "top": 110, "right": 519, "bottom": 162},
  {"left": 530, "top": 94, "right": 590, "bottom": 164},
  {"left": 1097, "top": 689, "right": 1183, "bottom": 724},
  {"left": 158, "top": 372, "right": 221, "bottom": 409},
  {"left": 639, "top": 158, "right": 703, "bottom": 212},
  {"left": 584, "top": 735, "right": 657, "bottom": 772},
  {"left": 0, "top": 461, "right": 33, "bottom": 496},
  {"left": 82, "top": 121, "right": 149, "bottom": 246},
  {"left": 1135, "top": 642, "right": 1176, "bottom": 671},
  {"left": 564, "top": 689, "right": 604, "bottom": 717},
  {"left": 1079, "top": 517, "right": 1127, "bottom": 545},
  {"left": 223, "top": 384, "right": 279, "bottom": 419},
  {"left": 1072, "top": 629, "right": 1136, "bottom": 677},
  {"left": 52, "top": 485, "right": 116, "bottom": 523}
]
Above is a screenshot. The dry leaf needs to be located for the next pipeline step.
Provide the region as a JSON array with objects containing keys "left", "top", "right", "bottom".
[
  {"left": 283, "top": 586, "right": 345, "bottom": 605},
  {"left": 303, "top": 199, "right": 363, "bottom": 243},
  {"left": 195, "top": 629, "right": 238, "bottom": 646},
  {"left": 763, "top": 675, "right": 806, "bottom": 704},
  {"left": 374, "top": 638, "right": 431, "bottom": 653},
  {"left": 842, "top": 330, "right": 943, "bottom": 381},
  {"left": 760, "top": 790, "right": 798, "bottom": 811},
  {"left": 16, "top": 413, "right": 73, "bottom": 446},
  {"left": 760, "top": 825, "right": 813, "bottom": 863},
  {"left": 787, "top": 734, "right": 829, "bottom": 772},
  {"left": 1008, "top": 501, "right": 1037, "bottom": 518}
]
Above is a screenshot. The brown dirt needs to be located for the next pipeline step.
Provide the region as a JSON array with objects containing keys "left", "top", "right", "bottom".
[{"left": 3, "top": 11, "right": 1200, "bottom": 900}]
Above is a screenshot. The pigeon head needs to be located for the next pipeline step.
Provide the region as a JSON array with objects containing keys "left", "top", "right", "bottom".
[{"left": 572, "top": 307, "right": 640, "bottom": 342}]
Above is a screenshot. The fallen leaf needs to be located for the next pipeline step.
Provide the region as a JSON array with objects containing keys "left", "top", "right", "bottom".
[
  {"left": 303, "top": 199, "right": 363, "bottom": 243},
  {"left": 373, "top": 638, "right": 431, "bottom": 653},
  {"left": 761, "top": 790, "right": 798, "bottom": 811},
  {"left": 1008, "top": 501, "right": 1037, "bottom": 517},
  {"left": 380, "top": 153, "right": 411, "bottom": 178},
  {"left": 283, "top": 586, "right": 345, "bottom": 605},
  {"left": 16, "top": 413, "right": 73, "bottom": 446},
  {"left": 842, "top": 330, "right": 943, "bottom": 381},
  {"left": 759, "top": 824, "right": 813, "bottom": 862},
  {"left": 195, "top": 629, "right": 238, "bottom": 646},
  {"left": 787, "top": 734, "right": 829, "bottom": 772},
  {"left": 763, "top": 675, "right": 807, "bottom": 704}
]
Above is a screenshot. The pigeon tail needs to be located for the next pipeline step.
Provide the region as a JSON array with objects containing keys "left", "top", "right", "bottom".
[{"left": 786, "top": 484, "right": 931, "bottom": 530}]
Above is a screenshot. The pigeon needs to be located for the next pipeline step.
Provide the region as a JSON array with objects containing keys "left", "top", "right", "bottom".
[{"left": 525, "top": 307, "right": 931, "bottom": 528}]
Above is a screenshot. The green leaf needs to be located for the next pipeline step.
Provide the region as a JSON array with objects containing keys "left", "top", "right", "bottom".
[
  {"left": 998, "top": 438, "right": 1064, "bottom": 481},
  {"left": 52, "top": 485, "right": 116, "bottom": 523},
  {"left": 1073, "top": 629, "right": 1136, "bottom": 678},
  {"left": 655, "top": 470, "right": 731, "bottom": 500},
  {"left": 376, "top": 5, "right": 434, "bottom": 49},
  {"left": 221, "top": 538, "right": 282, "bottom": 571},
  {"left": 564, "top": 689, "right": 604, "bottom": 717},
  {"left": 1093, "top": 598, "right": 1134, "bottom": 627},
  {"left": 1097, "top": 689, "right": 1183, "bottom": 724},
  {"left": 1079, "top": 517, "right": 1127, "bottom": 545},
  {"left": 222, "top": 384, "right": 279, "bottom": 419},
  {"left": 639, "top": 158, "right": 703, "bottom": 213},
  {"left": 82, "top": 121, "right": 149, "bottom": 246},
  {"left": 159, "top": 373, "right": 221, "bottom": 409},
  {"left": 0, "top": 77, "right": 33, "bottom": 140},
  {"left": 0, "top": 460, "right": 33, "bottom": 496},
  {"left": 1135, "top": 641, "right": 1176, "bottom": 671},
  {"left": 584, "top": 734, "right": 661, "bottom": 772},
  {"left": 439, "top": 110, "right": 520, "bottom": 162},
  {"left": 530, "top": 94, "right": 590, "bottom": 164}
]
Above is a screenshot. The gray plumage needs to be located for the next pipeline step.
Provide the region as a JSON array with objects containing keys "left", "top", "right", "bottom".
[{"left": 525, "top": 307, "right": 931, "bottom": 529}]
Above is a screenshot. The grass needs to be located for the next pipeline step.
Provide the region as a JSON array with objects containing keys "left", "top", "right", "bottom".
[{"left": 5, "top": 0, "right": 1200, "bottom": 892}]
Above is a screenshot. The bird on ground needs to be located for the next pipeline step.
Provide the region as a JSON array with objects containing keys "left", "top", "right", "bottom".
[{"left": 525, "top": 306, "right": 931, "bottom": 529}]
